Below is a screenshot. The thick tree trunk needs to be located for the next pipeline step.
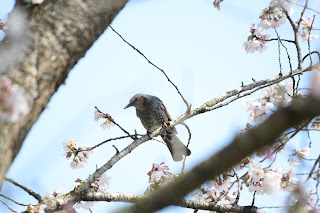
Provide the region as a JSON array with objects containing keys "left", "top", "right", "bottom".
[{"left": 0, "top": 0, "right": 128, "bottom": 187}]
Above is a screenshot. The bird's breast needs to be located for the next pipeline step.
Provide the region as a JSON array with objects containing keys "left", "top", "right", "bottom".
[{"left": 136, "top": 107, "right": 166, "bottom": 131}]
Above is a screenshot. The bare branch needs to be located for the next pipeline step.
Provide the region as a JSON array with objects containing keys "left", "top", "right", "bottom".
[
  {"left": 108, "top": 25, "right": 190, "bottom": 110},
  {"left": 292, "top": 1, "right": 320, "bottom": 15},
  {"left": 0, "top": 0, "right": 129, "bottom": 187},
  {"left": 180, "top": 122, "right": 192, "bottom": 174},
  {"left": 278, "top": 1, "right": 302, "bottom": 68},
  {"left": 95, "top": 106, "right": 134, "bottom": 139},
  {"left": 0, "top": 194, "right": 28, "bottom": 206},
  {"left": 305, "top": 154, "right": 320, "bottom": 182},
  {"left": 122, "top": 96, "right": 320, "bottom": 213},
  {"left": 4, "top": 178, "right": 42, "bottom": 202},
  {"left": 307, "top": 16, "right": 316, "bottom": 65},
  {"left": 0, "top": 200, "right": 16, "bottom": 213},
  {"left": 40, "top": 64, "right": 320, "bottom": 212},
  {"left": 81, "top": 135, "right": 143, "bottom": 152},
  {"left": 82, "top": 192, "right": 265, "bottom": 213},
  {"left": 264, "top": 38, "right": 295, "bottom": 43}
]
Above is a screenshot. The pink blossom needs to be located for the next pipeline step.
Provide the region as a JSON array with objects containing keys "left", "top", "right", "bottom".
[
  {"left": 295, "top": 147, "right": 310, "bottom": 158},
  {"left": 97, "top": 173, "right": 111, "bottom": 192},
  {"left": 63, "top": 137, "right": 94, "bottom": 169},
  {"left": 94, "top": 109, "right": 102, "bottom": 121},
  {"left": 297, "top": 16, "right": 319, "bottom": 42},
  {"left": 248, "top": 161, "right": 265, "bottom": 182},
  {"left": 146, "top": 163, "right": 177, "bottom": 193},
  {"left": 257, "top": 0, "right": 294, "bottom": 30},
  {"left": 74, "top": 201, "right": 95, "bottom": 210}
]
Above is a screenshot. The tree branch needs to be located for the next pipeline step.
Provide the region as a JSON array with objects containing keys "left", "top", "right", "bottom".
[
  {"left": 108, "top": 25, "right": 190, "bottom": 110},
  {"left": 0, "top": 0, "right": 129, "bottom": 187},
  {"left": 121, "top": 96, "right": 320, "bottom": 213},
  {"left": 38, "top": 63, "right": 319, "bottom": 211},
  {"left": 82, "top": 192, "right": 265, "bottom": 213},
  {"left": 4, "top": 177, "right": 42, "bottom": 202}
]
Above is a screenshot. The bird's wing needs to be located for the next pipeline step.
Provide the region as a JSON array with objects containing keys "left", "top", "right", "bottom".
[
  {"left": 159, "top": 99, "right": 178, "bottom": 134},
  {"left": 159, "top": 100, "right": 172, "bottom": 121}
]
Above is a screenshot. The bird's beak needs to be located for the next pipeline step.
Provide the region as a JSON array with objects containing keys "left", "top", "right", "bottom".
[{"left": 124, "top": 103, "right": 132, "bottom": 109}]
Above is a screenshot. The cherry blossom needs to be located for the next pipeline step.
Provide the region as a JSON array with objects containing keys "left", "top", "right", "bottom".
[
  {"left": 73, "top": 173, "right": 111, "bottom": 210},
  {"left": 311, "top": 118, "right": 320, "bottom": 130},
  {"left": 146, "top": 163, "right": 178, "bottom": 193},
  {"left": 295, "top": 147, "right": 310, "bottom": 159},
  {"left": 297, "top": 16, "right": 319, "bottom": 42},
  {"left": 243, "top": 25, "right": 270, "bottom": 53},
  {"left": 95, "top": 173, "right": 111, "bottom": 192},
  {"left": 27, "top": 204, "right": 47, "bottom": 213},
  {"left": 74, "top": 201, "right": 95, "bottom": 210},
  {"left": 258, "top": 0, "right": 294, "bottom": 30},
  {"left": 243, "top": 83, "right": 294, "bottom": 121},
  {"left": 94, "top": 108, "right": 114, "bottom": 129},
  {"left": 63, "top": 137, "right": 94, "bottom": 169}
]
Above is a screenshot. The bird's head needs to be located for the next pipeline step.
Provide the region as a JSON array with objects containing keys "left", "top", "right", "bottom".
[{"left": 124, "top": 94, "right": 148, "bottom": 110}]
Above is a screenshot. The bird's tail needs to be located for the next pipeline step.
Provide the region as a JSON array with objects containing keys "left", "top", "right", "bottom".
[{"left": 161, "top": 129, "right": 191, "bottom": 162}]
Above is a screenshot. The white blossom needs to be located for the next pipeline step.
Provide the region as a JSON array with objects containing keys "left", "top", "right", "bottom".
[{"left": 97, "top": 173, "right": 111, "bottom": 192}]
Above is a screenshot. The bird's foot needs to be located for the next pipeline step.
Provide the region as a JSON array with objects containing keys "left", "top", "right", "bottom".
[
  {"left": 147, "top": 130, "right": 153, "bottom": 139},
  {"left": 162, "top": 122, "right": 169, "bottom": 128}
]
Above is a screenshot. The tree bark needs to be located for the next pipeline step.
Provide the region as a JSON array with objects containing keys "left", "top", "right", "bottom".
[{"left": 0, "top": 0, "right": 128, "bottom": 187}]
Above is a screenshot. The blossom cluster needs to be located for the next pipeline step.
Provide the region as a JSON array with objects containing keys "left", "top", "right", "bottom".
[
  {"left": 42, "top": 175, "right": 111, "bottom": 211},
  {"left": 244, "top": 0, "right": 319, "bottom": 53},
  {"left": 43, "top": 186, "right": 64, "bottom": 200},
  {"left": 94, "top": 108, "right": 115, "bottom": 129},
  {"left": 243, "top": 82, "right": 293, "bottom": 121},
  {"left": 26, "top": 204, "right": 47, "bottom": 213},
  {"left": 145, "top": 162, "right": 178, "bottom": 193},
  {"left": 311, "top": 118, "right": 320, "bottom": 130},
  {"left": 0, "top": 77, "right": 29, "bottom": 123},
  {"left": 63, "top": 137, "right": 94, "bottom": 169},
  {"left": 243, "top": 25, "right": 270, "bottom": 53},
  {"left": 243, "top": 0, "right": 294, "bottom": 53},
  {"left": 245, "top": 161, "right": 295, "bottom": 195},
  {"left": 74, "top": 173, "right": 111, "bottom": 210},
  {"left": 192, "top": 173, "right": 238, "bottom": 206},
  {"left": 297, "top": 16, "right": 319, "bottom": 42}
]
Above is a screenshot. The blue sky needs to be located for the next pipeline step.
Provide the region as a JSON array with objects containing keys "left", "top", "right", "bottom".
[{"left": 1, "top": 0, "right": 320, "bottom": 212}]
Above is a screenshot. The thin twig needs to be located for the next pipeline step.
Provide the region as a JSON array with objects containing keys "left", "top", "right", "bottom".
[
  {"left": 274, "top": 28, "right": 293, "bottom": 72},
  {"left": 252, "top": 191, "right": 257, "bottom": 206},
  {"left": 0, "top": 194, "right": 28, "bottom": 206},
  {"left": 0, "top": 200, "right": 16, "bottom": 213},
  {"left": 233, "top": 168, "right": 241, "bottom": 205},
  {"left": 292, "top": 2, "right": 320, "bottom": 15},
  {"left": 296, "top": 0, "right": 309, "bottom": 30},
  {"left": 112, "top": 145, "right": 120, "bottom": 154},
  {"left": 305, "top": 155, "right": 320, "bottom": 182},
  {"left": 264, "top": 38, "right": 295, "bottom": 43},
  {"left": 95, "top": 106, "right": 134, "bottom": 139},
  {"left": 108, "top": 25, "right": 190, "bottom": 110},
  {"left": 276, "top": 31, "right": 282, "bottom": 75},
  {"left": 307, "top": 15, "right": 315, "bottom": 66},
  {"left": 302, "top": 51, "right": 320, "bottom": 62},
  {"left": 278, "top": 0, "right": 302, "bottom": 68},
  {"left": 81, "top": 135, "right": 143, "bottom": 152},
  {"left": 4, "top": 178, "right": 42, "bottom": 202},
  {"left": 180, "top": 122, "right": 192, "bottom": 174}
]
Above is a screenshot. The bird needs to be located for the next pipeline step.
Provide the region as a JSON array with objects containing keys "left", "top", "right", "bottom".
[{"left": 124, "top": 94, "right": 191, "bottom": 161}]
